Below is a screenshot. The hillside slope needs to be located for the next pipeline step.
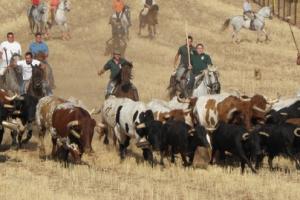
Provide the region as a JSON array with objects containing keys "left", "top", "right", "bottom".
[{"left": 0, "top": 0, "right": 300, "bottom": 199}]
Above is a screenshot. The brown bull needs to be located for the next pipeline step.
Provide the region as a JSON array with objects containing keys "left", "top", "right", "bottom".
[
  {"left": 52, "top": 104, "right": 96, "bottom": 163},
  {"left": 0, "top": 89, "right": 17, "bottom": 105},
  {"left": 217, "top": 94, "right": 270, "bottom": 131}
]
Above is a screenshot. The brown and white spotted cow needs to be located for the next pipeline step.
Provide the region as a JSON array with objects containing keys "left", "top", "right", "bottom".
[
  {"left": 194, "top": 94, "right": 272, "bottom": 132},
  {"left": 52, "top": 102, "right": 96, "bottom": 163},
  {"left": 36, "top": 96, "right": 68, "bottom": 157}
]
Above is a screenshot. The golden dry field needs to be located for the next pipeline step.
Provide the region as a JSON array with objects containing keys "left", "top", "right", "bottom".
[{"left": 0, "top": 0, "right": 300, "bottom": 199}]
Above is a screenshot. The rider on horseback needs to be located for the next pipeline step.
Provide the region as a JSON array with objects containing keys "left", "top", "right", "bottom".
[
  {"left": 48, "top": 0, "right": 60, "bottom": 28},
  {"left": 243, "top": 0, "right": 255, "bottom": 20},
  {"left": 141, "top": 0, "right": 156, "bottom": 16},
  {"left": 98, "top": 50, "right": 129, "bottom": 98},
  {"left": 29, "top": 0, "right": 41, "bottom": 17},
  {"left": 173, "top": 35, "right": 195, "bottom": 83},
  {"left": 10, "top": 52, "right": 44, "bottom": 94},
  {"left": 112, "top": 0, "right": 125, "bottom": 20},
  {"left": 188, "top": 43, "right": 213, "bottom": 91}
]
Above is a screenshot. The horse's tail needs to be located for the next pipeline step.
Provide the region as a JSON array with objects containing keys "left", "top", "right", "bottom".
[{"left": 221, "top": 18, "right": 231, "bottom": 32}]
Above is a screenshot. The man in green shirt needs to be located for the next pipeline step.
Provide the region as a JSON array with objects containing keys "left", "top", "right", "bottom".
[
  {"left": 98, "top": 50, "right": 129, "bottom": 97},
  {"left": 188, "top": 43, "right": 213, "bottom": 89},
  {"left": 173, "top": 35, "right": 195, "bottom": 82}
]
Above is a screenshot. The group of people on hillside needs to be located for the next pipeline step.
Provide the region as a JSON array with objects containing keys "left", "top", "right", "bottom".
[{"left": 0, "top": 32, "right": 52, "bottom": 95}]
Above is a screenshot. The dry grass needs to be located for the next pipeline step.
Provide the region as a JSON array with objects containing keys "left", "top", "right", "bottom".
[{"left": 0, "top": 0, "right": 300, "bottom": 199}]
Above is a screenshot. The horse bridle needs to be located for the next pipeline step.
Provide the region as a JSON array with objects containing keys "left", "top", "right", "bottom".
[{"left": 203, "top": 71, "right": 220, "bottom": 94}]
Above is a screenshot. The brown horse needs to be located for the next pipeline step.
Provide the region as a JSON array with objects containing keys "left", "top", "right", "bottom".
[
  {"left": 138, "top": 5, "right": 159, "bottom": 39},
  {"left": 34, "top": 52, "right": 55, "bottom": 93},
  {"left": 111, "top": 62, "right": 139, "bottom": 101},
  {"left": 27, "top": 65, "right": 46, "bottom": 99}
]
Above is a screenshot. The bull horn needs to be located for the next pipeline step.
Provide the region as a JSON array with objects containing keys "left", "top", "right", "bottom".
[
  {"left": 177, "top": 96, "right": 190, "bottom": 104},
  {"left": 13, "top": 110, "right": 21, "bottom": 115},
  {"left": 97, "top": 123, "right": 106, "bottom": 128},
  {"left": 2, "top": 121, "right": 19, "bottom": 131},
  {"left": 4, "top": 94, "right": 17, "bottom": 101},
  {"left": 294, "top": 128, "right": 300, "bottom": 137},
  {"left": 258, "top": 131, "right": 270, "bottom": 137},
  {"left": 242, "top": 132, "right": 250, "bottom": 140},
  {"left": 136, "top": 123, "right": 146, "bottom": 129},
  {"left": 70, "top": 129, "right": 81, "bottom": 139},
  {"left": 67, "top": 120, "right": 79, "bottom": 128},
  {"left": 188, "top": 128, "right": 195, "bottom": 135},
  {"left": 184, "top": 108, "right": 192, "bottom": 113},
  {"left": 4, "top": 104, "right": 14, "bottom": 109},
  {"left": 206, "top": 127, "right": 216, "bottom": 132},
  {"left": 253, "top": 105, "right": 267, "bottom": 113},
  {"left": 227, "top": 107, "right": 238, "bottom": 120},
  {"left": 280, "top": 112, "right": 288, "bottom": 116},
  {"left": 89, "top": 108, "right": 101, "bottom": 115}
]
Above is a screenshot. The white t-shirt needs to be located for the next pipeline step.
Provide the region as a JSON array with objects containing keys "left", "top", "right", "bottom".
[
  {"left": 0, "top": 41, "right": 22, "bottom": 67},
  {"left": 17, "top": 59, "right": 41, "bottom": 81}
]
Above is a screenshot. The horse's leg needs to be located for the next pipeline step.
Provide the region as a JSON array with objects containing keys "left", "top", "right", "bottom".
[
  {"left": 256, "top": 30, "right": 262, "bottom": 43},
  {"left": 262, "top": 28, "right": 270, "bottom": 42}
]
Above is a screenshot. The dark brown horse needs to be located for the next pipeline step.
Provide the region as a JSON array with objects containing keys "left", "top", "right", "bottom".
[
  {"left": 34, "top": 52, "right": 55, "bottom": 91},
  {"left": 138, "top": 5, "right": 159, "bottom": 39},
  {"left": 27, "top": 65, "right": 46, "bottom": 99},
  {"left": 111, "top": 62, "right": 139, "bottom": 101}
]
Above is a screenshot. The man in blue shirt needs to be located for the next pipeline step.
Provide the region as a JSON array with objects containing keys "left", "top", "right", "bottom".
[
  {"left": 29, "top": 32, "right": 54, "bottom": 95},
  {"left": 29, "top": 32, "right": 49, "bottom": 57}
]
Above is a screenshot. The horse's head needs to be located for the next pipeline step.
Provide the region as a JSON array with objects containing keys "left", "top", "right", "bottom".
[
  {"left": 10, "top": 53, "right": 21, "bottom": 65},
  {"left": 120, "top": 62, "right": 133, "bottom": 84},
  {"left": 31, "top": 66, "right": 45, "bottom": 92},
  {"left": 38, "top": 2, "right": 48, "bottom": 14},
  {"left": 60, "top": 0, "right": 71, "bottom": 12},
  {"left": 34, "top": 52, "right": 47, "bottom": 62},
  {"left": 204, "top": 66, "right": 221, "bottom": 94},
  {"left": 150, "top": 5, "right": 159, "bottom": 13},
  {"left": 258, "top": 6, "right": 273, "bottom": 19}
]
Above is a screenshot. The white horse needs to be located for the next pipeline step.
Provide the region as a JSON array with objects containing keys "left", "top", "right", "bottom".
[
  {"left": 192, "top": 67, "right": 221, "bottom": 97},
  {"left": 48, "top": 0, "right": 71, "bottom": 40},
  {"left": 110, "top": 5, "right": 131, "bottom": 40},
  {"left": 27, "top": 2, "right": 49, "bottom": 34},
  {"left": 221, "top": 6, "right": 273, "bottom": 43}
]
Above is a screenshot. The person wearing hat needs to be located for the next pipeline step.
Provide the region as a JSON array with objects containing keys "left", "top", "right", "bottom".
[
  {"left": 98, "top": 50, "right": 129, "bottom": 97},
  {"left": 188, "top": 43, "right": 213, "bottom": 90}
]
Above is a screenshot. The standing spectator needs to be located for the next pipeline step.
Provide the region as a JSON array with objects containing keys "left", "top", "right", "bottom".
[{"left": 0, "top": 32, "right": 22, "bottom": 75}]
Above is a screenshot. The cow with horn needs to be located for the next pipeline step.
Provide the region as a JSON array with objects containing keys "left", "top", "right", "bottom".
[{"left": 36, "top": 96, "right": 96, "bottom": 163}]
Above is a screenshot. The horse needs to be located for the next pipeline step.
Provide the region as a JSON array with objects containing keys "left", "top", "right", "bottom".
[
  {"left": 48, "top": 0, "right": 71, "bottom": 40},
  {"left": 27, "top": 2, "right": 49, "bottom": 34},
  {"left": 105, "top": 18, "right": 127, "bottom": 56},
  {"left": 139, "top": 4, "right": 159, "bottom": 39},
  {"left": 110, "top": 62, "right": 139, "bottom": 101},
  {"left": 192, "top": 67, "right": 221, "bottom": 97},
  {"left": 221, "top": 6, "right": 273, "bottom": 43},
  {"left": 167, "top": 67, "right": 221, "bottom": 99},
  {"left": 27, "top": 65, "right": 46, "bottom": 99},
  {"left": 34, "top": 52, "right": 55, "bottom": 95},
  {"left": 0, "top": 54, "right": 23, "bottom": 94}
]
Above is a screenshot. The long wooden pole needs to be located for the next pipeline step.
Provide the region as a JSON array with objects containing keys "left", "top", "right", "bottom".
[
  {"left": 185, "top": 21, "right": 191, "bottom": 67},
  {"left": 287, "top": 20, "right": 300, "bottom": 53}
]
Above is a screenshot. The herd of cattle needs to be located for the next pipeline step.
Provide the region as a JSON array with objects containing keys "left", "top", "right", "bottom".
[{"left": 0, "top": 88, "right": 300, "bottom": 173}]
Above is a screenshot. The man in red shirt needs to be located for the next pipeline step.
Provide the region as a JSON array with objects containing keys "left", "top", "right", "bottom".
[{"left": 49, "top": 0, "right": 60, "bottom": 27}]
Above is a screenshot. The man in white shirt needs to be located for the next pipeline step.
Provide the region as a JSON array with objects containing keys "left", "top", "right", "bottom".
[
  {"left": 13, "top": 52, "right": 41, "bottom": 94},
  {"left": 0, "top": 32, "right": 22, "bottom": 75}
]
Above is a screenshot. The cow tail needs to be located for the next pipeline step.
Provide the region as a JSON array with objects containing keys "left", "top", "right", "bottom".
[{"left": 221, "top": 18, "right": 231, "bottom": 32}]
